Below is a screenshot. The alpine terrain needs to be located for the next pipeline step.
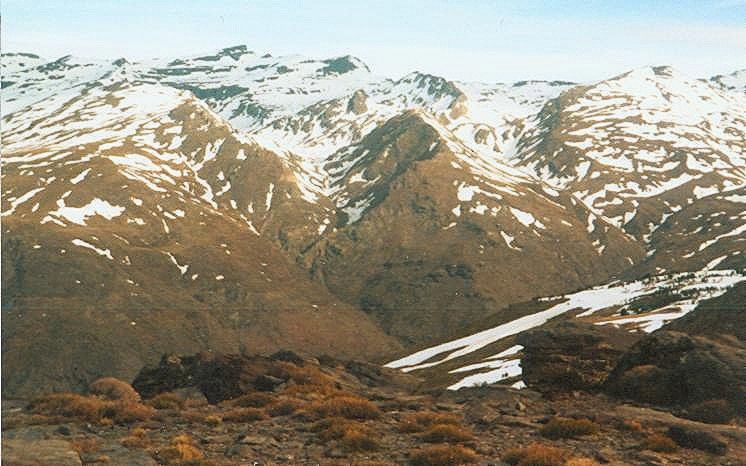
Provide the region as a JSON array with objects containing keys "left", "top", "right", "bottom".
[{"left": 1, "top": 46, "right": 745, "bottom": 465}]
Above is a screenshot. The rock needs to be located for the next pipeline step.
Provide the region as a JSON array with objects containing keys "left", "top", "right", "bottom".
[
  {"left": 239, "top": 434, "right": 276, "bottom": 446},
  {"left": 132, "top": 352, "right": 290, "bottom": 403},
  {"left": 347, "top": 89, "right": 368, "bottom": 114},
  {"left": 90, "top": 442, "right": 159, "bottom": 465},
  {"left": 667, "top": 425, "right": 727, "bottom": 455},
  {"left": 131, "top": 353, "right": 201, "bottom": 398},
  {"left": 604, "top": 331, "right": 745, "bottom": 415},
  {"left": 517, "top": 321, "right": 638, "bottom": 392},
  {"left": 3, "top": 439, "right": 82, "bottom": 466},
  {"left": 254, "top": 374, "right": 286, "bottom": 392}
]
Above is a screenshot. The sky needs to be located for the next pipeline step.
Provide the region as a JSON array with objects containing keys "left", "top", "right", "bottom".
[{"left": 3, "top": 0, "right": 745, "bottom": 83}]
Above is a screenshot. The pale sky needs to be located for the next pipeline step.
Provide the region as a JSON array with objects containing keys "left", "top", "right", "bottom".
[{"left": 3, "top": 0, "right": 745, "bottom": 83}]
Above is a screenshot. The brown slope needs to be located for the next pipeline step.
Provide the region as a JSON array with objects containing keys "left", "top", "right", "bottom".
[
  {"left": 1, "top": 81, "right": 399, "bottom": 397},
  {"left": 622, "top": 186, "right": 746, "bottom": 277},
  {"left": 299, "top": 112, "right": 643, "bottom": 345}
]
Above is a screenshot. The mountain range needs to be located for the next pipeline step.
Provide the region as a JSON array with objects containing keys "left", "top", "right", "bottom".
[{"left": 1, "top": 46, "right": 745, "bottom": 397}]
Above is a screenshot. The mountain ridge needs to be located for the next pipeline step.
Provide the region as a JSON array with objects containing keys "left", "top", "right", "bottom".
[{"left": 2, "top": 46, "right": 744, "bottom": 396}]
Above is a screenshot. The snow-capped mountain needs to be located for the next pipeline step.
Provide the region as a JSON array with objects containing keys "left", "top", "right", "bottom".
[{"left": 2, "top": 45, "right": 744, "bottom": 394}]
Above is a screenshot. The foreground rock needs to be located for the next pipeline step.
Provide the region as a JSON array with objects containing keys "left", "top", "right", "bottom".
[
  {"left": 517, "top": 321, "right": 639, "bottom": 392},
  {"left": 3, "top": 350, "right": 744, "bottom": 465},
  {"left": 132, "top": 350, "right": 416, "bottom": 403},
  {"left": 3, "top": 439, "right": 82, "bottom": 466},
  {"left": 604, "top": 330, "right": 745, "bottom": 420}
]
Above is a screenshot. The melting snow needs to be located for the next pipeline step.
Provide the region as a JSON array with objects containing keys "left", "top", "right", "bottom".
[
  {"left": 71, "top": 238, "right": 113, "bottom": 260},
  {"left": 47, "top": 198, "right": 125, "bottom": 225}
]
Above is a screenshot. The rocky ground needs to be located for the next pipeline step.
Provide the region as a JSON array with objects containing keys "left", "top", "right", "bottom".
[{"left": 2, "top": 348, "right": 744, "bottom": 466}]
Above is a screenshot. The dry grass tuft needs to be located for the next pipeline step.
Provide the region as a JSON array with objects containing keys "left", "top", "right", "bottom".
[
  {"left": 421, "top": 423, "right": 474, "bottom": 443},
  {"left": 503, "top": 443, "right": 569, "bottom": 466},
  {"left": 100, "top": 401, "right": 156, "bottom": 424},
  {"left": 539, "top": 417, "right": 599, "bottom": 439},
  {"left": 399, "top": 411, "right": 461, "bottom": 433},
  {"left": 181, "top": 411, "right": 223, "bottom": 425},
  {"left": 28, "top": 392, "right": 154, "bottom": 424},
  {"left": 565, "top": 459, "right": 601, "bottom": 466},
  {"left": 642, "top": 433, "right": 678, "bottom": 453},
  {"left": 157, "top": 434, "right": 204, "bottom": 465},
  {"left": 71, "top": 437, "right": 99, "bottom": 454},
  {"left": 229, "top": 392, "right": 273, "bottom": 408},
  {"left": 28, "top": 393, "right": 104, "bottom": 422},
  {"left": 147, "top": 392, "right": 185, "bottom": 410},
  {"left": 221, "top": 407, "right": 266, "bottom": 422},
  {"left": 410, "top": 444, "right": 479, "bottom": 466},
  {"left": 312, "top": 395, "right": 381, "bottom": 420},
  {"left": 89, "top": 377, "right": 141, "bottom": 403},
  {"left": 314, "top": 417, "right": 379, "bottom": 452},
  {"left": 266, "top": 399, "right": 302, "bottom": 417},
  {"left": 120, "top": 427, "right": 150, "bottom": 449}
]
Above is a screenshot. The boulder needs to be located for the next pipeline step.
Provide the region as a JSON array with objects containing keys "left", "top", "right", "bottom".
[
  {"left": 604, "top": 331, "right": 745, "bottom": 416},
  {"left": 517, "top": 321, "right": 639, "bottom": 392},
  {"left": 132, "top": 352, "right": 291, "bottom": 403}
]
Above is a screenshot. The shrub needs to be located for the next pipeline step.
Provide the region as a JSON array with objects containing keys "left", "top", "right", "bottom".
[
  {"left": 147, "top": 392, "right": 185, "bottom": 410},
  {"left": 89, "top": 377, "right": 141, "bottom": 403},
  {"left": 686, "top": 399, "right": 734, "bottom": 424},
  {"left": 266, "top": 399, "right": 301, "bottom": 417},
  {"left": 312, "top": 395, "right": 381, "bottom": 420},
  {"left": 410, "top": 445, "right": 478, "bottom": 466},
  {"left": 221, "top": 407, "right": 266, "bottom": 422},
  {"left": 421, "top": 423, "right": 474, "bottom": 443},
  {"left": 158, "top": 434, "right": 204, "bottom": 465},
  {"left": 229, "top": 392, "right": 273, "bottom": 408},
  {"left": 642, "top": 433, "right": 678, "bottom": 453},
  {"left": 502, "top": 443, "right": 569, "bottom": 466},
  {"left": 399, "top": 411, "right": 461, "bottom": 433},
  {"left": 539, "top": 417, "right": 599, "bottom": 439}
]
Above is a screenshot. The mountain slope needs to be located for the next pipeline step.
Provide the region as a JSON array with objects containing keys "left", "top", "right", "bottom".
[
  {"left": 1, "top": 77, "right": 399, "bottom": 396},
  {"left": 3, "top": 48, "right": 745, "bottom": 395},
  {"left": 297, "top": 111, "right": 643, "bottom": 344}
]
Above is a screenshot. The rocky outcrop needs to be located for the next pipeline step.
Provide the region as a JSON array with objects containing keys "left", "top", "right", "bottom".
[
  {"left": 132, "top": 353, "right": 288, "bottom": 403},
  {"left": 347, "top": 89, "right": 368, "bottom": 114},
  {"left": 517, "top": 321, "right": 639, "bottom": 392},
  {"left": 604, "top": 331, "right": 745, "bottom": 418}
]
